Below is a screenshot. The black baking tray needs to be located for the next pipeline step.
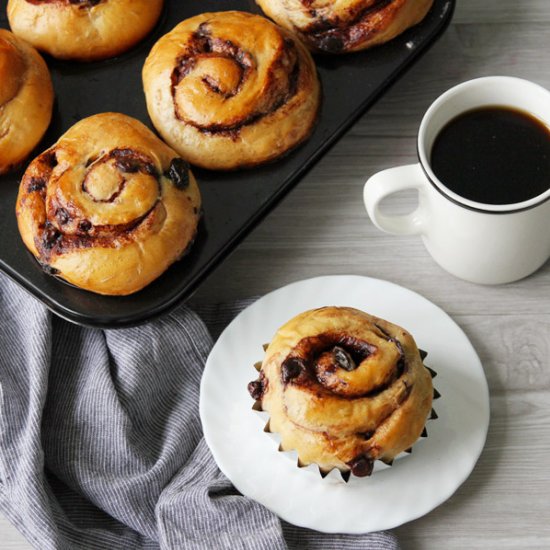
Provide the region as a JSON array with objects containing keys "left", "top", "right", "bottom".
[{"left": 0, "top": 0, "right": 455, "bottom": 328}]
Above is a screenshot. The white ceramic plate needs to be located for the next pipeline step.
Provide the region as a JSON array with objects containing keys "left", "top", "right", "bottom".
[{"left": 200, "top": 275, "right": 490, "bottom": 533}]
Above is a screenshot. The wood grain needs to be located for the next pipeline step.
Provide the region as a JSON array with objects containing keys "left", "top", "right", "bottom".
[{"left": 2, "top": 0, "right": 550, "bottom": 548}]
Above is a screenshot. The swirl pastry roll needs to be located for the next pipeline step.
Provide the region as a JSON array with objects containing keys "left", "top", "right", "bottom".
[
  {"left": 142, "top": 11, "right": 320, "bottom": 170},
  {"left": 248, "top": 307, "right": 433, "bottom": 477},
  {"left": 255, "top": 0, "right": 435, "bottom": 54},
  {"left": 16, "top": 113, "right": 201, "bottom": 296},
  {"left": 0, "top": 29, "right": 53, "bottom": 175},
  {"left": 7, "top": 0, "right": 164, "bottom": 61}
]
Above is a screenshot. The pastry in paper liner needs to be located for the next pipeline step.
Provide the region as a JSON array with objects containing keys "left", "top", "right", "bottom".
[{"left": 247, "top": 306, "right": 438, "bottom": 483}]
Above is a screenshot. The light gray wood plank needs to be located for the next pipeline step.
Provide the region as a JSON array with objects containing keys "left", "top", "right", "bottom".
[
  {"left": 453, "top": 0, "right": 550, "bottom": 24},
  {"left": 352, "top": 24, "right": 550, "bottom": 138},
  {"left": 397, "top": 387, "right": 550, "bottom": 549}
]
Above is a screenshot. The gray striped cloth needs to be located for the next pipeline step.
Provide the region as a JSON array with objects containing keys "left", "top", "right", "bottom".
[{"left": 0, "top": 272, "right": 399, "bottom": 550}]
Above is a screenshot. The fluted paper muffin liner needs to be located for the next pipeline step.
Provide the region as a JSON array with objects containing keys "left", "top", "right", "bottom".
[{"left": 250, "top": 351, "right": 439, "bottom": 484}]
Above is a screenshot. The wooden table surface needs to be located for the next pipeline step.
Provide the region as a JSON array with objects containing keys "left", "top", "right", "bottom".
[{"left": 2, "top": 0, "right": 550, "bottom": 548}]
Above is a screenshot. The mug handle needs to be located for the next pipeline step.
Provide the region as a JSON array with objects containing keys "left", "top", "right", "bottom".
[{"left": 363, "top": 164, "right": 428, "bottom": 236}]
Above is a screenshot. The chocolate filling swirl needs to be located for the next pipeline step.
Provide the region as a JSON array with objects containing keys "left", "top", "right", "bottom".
[
  {"left": 279, "top": 330, "right": 405, "bottom": 399},
  {"left": 170, "top": 23, "right": 301, "bottom": 136},
  {"left": 26, "top": 147, "right": 163, "bottom": 265}
]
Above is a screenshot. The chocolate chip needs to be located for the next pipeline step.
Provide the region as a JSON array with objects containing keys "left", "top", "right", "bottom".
[
  {"left": 332, "top": 346, "right": 356, "bottom": 371},
  {"left": 281, "top": 357, "right": 304, "bottom": 383},
  {"left": 56, "top": 208, "right": 70, "bottom": 225},
  {"left": 43, "top": 151, "right": 58, "bottom": 169},
  {"left": 358, "top": 431, "right": 375, "bottom": 440},
  {"left": 248, "top": 371, "right": 267, "bottom": 400},
  {"left": 143, "top": 163, "right": 157, "bottom": 176},
  {"left": 111, "top": 148, "right": 157, "bottom": 176},
  {"left": 247, "top": 380, "right": 264, "bottom": 400},
  {"left": 167, "top": 158, "right": 190, "bottom": 190},
  {"left": 27, "top": 177, "right": 46, "bottom": 193},
  {"left": 419, "top": 349, "right": 428, "bottom": 360},
  {"left": 116, "top": 158, "right": 141, "bottom": 173},
  {"left": 42, "top": 222, "right": 61, "bottom": 250},
  {"left": 318, "top": 35, "right": 344, "bottom": 53},
  {"left": 347, "top": 455, "right": 374, "bottom": 477},
  {"left": 78, "top": 220, "right": 92, "bottom": 232}
]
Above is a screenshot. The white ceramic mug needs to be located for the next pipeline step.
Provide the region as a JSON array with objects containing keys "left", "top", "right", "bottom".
[{"left": 363, "top": 76, "right": 550, "bottom": 285}]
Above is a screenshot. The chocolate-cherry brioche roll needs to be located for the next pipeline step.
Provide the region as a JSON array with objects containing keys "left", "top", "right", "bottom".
[
  {"left": 142, "top": 11, "right": 320, "bottom": 170},
  {"left": 255, "top": 0, "right": 435, "bottom": 54},
  {"left": 248, "top": 306, "right": 433, "bottom": 477},
  {"left": 0, "top": 29, "right": 53, "bottom": 175},
  {"left": 16, "top": 112, "right": 201, "bottom": 296},
  {"left": 7, "top": 0, "right": 164, "bottom": 61}
]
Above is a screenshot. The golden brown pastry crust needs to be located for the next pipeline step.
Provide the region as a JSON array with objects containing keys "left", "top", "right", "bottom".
[
  {"left": 249, "top": 306, "right": 433, "bottom": 476},
  {"left": 7, "top": 0, "right": 164, "bottom": 61},
  {"left": 142, "top": 11, "right": 320, "bottom": 170},
  {"left": 0, "top": 29, "right": 53, "bottom": 175},
  {"left": 16, "top": 112, "right": 201, "bottom": 296},
  {"left": 255, "top": 0, "right": 435, "bottom": 53}
]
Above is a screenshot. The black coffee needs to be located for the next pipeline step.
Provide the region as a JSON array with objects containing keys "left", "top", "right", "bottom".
[{"left": 430, "top": 106, "right": 550, "bottom": 205}]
